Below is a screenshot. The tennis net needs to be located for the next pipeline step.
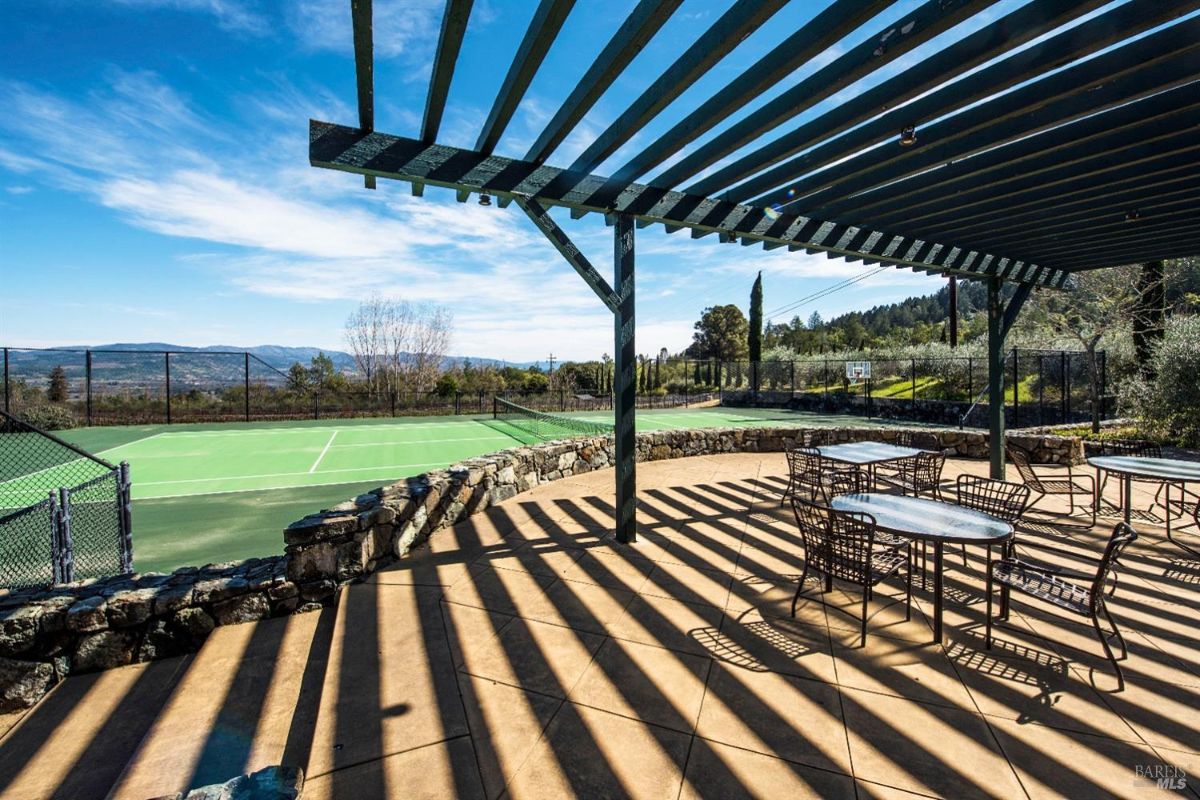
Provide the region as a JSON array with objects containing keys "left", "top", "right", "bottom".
[{"left": 493, "top": 397, "right": 614, "bottom": 441}]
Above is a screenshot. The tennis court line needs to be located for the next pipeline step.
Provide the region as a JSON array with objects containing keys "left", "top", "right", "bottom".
[
  {"left": 139, "top": 461, "right": 453, "bottom": 488},
  {"left": 147, "top": 421, "right": 492, "bottom": 438},
  {"left": 329, "top": 435, "right": 514, "bottom": 448},
  {"left": 97, "top": 432, "right": 168, "bottom": 456},
  {"left": 309, "top": 431, "right": 338, "bottom": 473}
]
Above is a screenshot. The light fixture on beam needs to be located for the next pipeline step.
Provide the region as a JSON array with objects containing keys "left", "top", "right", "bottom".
[
  {"left": 1124, "top": 209, "right": 1140, "bottom": 222},
  {"left": 478, "top": 193, "right": 492, "bottom": 206},
  {"left": 899, "top": 125, "right": 917, "bottom": 146}
]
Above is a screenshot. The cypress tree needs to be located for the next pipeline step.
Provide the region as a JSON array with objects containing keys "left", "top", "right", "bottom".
[{"left": 749, "top": 271, "right": 763, "bottom": 391}]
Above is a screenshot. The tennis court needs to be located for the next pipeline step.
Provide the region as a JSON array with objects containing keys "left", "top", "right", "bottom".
[
  {"left": 4, "top": 405, "right": 928, "bottom": 573},
  {"left": 70, "top": 405, "right": 872, "bottom": 501}
]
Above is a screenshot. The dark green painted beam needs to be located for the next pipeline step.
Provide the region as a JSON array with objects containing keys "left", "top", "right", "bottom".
[
  {"left": 613, "top": 215, "right": 636, "bottom": 543},
  {"left": 351, "top": 0, "right": 375, "bottom": 189},
  {"left": 566, "top": 0, "right": 788, "bottom": 176},
  {"left": 766, "top": 16, "right": 1200, "bottom": 213},
  {"left": 739, "top": 0, "right": 1193, "bottom": 209},
  {"left": 422, "top": 0, "right": 474, "bottom": 144},
  {"left": 884, "top": 140, "right": 1200, "bottom": 240},
  {"left": 515, "top": 198, "right": 620, "bottom": 313},
  {"left": 523, "top": 0, "right": 682, "bottom": 164},
  {"left": 308, "top": 119, "right": 1069, "bottom": 288},
  {"left": 475, "top": 0, "right": 574, "bottom": 155},
  {"left": 828, "top": 82, "right": 1200, "bottom": 225},
  {"left": 662, "top": 0, "right": 998, "bottom": 193},
  {"left": 611, "top": 0, "right": 891, "bottom": 183}
]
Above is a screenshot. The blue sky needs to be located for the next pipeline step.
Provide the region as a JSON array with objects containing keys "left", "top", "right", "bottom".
[{"left": 2, "top": 0, "right": 1085, "bottom": 360}]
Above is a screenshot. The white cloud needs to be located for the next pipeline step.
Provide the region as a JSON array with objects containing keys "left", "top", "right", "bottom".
[{"left": 107, "top": 0, "right": 269, "bottom": 34}]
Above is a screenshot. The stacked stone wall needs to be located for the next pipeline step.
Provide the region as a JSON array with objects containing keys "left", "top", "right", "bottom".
[{"left": 0, "top": 425, "right": 1081, "bottom": 710}]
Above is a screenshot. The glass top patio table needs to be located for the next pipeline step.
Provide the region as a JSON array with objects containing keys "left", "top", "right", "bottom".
[
  {"left": 816, "top": 441, "right": 923, "bottom": 465},
  {"left": 1088, "top": 455, "right": 1200, "bottom": 554},
  {"left": 831, "top": 493, "right": 1014, "bottom": 644}
]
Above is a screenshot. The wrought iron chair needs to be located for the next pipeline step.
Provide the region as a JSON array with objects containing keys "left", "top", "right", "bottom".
[
  {"left": 781, "top": 443, "right": 864, "bottom": 506},
  {"left": 986, "top": 522, "right": 1139, "bottom": 691},
  {"left": 952, "top": 474, "right": 1032, "bottom": 568},
  {"left": 1007, "top": 445, "right": 1096, "bottom": 526},
  {"left": 877, "top": 449, "right": 947, "bottom": 499},
  {"left": 791, "top": 498, "right": 912, "bottom": 646}
]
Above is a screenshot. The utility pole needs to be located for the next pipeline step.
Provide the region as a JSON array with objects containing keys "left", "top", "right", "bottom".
[{"left": 548, "top": 353, "right": 555, "bottom": 375}]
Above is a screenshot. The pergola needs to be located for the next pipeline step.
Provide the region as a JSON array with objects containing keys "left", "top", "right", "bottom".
[{"left": 310, "top": 0, "right": 1200, "bottom": 543}]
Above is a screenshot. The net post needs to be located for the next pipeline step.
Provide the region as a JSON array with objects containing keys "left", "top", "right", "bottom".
[
  {"left": 613, "top": 215, "right": 636, "bottom": 544},
  {"left": 54, "top": 487, "right": 75, "bottom": 585},
  {"left": 85, "top": 350, "right": 93, "bottom": 426},
  {"left": 244, "top": 352, "right": 251, "bottom": 422},
  {"left": 165, "top": 352, "right": 172, "bottom": 425},
  {"left": 118, "top": 461, "right": 134, "bottom": 574}
]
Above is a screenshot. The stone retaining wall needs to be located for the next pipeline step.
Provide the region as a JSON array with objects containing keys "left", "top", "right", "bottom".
[{"left": 0, "top": 425, "right": 1082, "bottom": 712}]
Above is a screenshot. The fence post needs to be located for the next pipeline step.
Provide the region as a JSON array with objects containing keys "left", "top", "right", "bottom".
[
  {"left": 967, "top": 356, "right": 973, "bottom": 402},
  {"left": 54, "top": 488, "right": 75, "bottom": 585},
  {"left": 1100, "top": 350, "right": 1107, "bottom": 420},
  {"left": 560, "top": 388, "right": 566, "bottom": 412},
  {"left": 165, "top": 352, "right": 172, "bottom": 425},
  {"left": 1038, "top": 355, "right": 1045, "bottom": 427},
  {"left": 1011, "top": 347, "right": 1019, "bottom": 429},
  {"left": 823, "top": 359, "right": 829, "bottom": 402},
  {"left": 1065, "top": 352, "right": 1072, "bottom": 420},
  {"left": 390, "top": 390, "right": 396, "bottom": 417},
  {"left": 790, "top": 360, "right": 796, "bottom": 395},
  {"left": 1060, "top": 351, "right": 1067, "bottom": 422},
  {"left": 85, "top": 349, "right": 93, "bottom": 426},
  {"left": 243, "top": 352, "right": 250, "bottom": 422},
  {"left": 2, "top": 347, "right": 7, "bottom": 415},
  {"left": 118, "top": 461, "right": 134, "bottom": 574},
  {"left": 911, "top": 357, "right": 917, "bottom": 407}
]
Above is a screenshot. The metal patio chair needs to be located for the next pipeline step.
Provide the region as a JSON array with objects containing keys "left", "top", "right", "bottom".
[
  {"left": 986, "top": 522, "right": 1139, "bottom": 691},
  {"left": 1007, "top": 444, "right": 1096, "bottom": 526},
  {"left": 791, "top": 498, "right": 912, "bottom": 646},
  {"left": 781, "top": 443, "right": 864, "bottom": 506},
  {"left": 877, "top": 449, "right": 947, "bottom": 499},
  {"left": 951, "top": 474, "right": 1032, "bottom": 567}
]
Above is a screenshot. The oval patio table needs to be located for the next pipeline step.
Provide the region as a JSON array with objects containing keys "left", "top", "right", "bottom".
[
  {"left": 1089, "top": 455, "right": 1200, "bottom": 554},
  {"left": 830, "top": 493, "right": 1014, "bottom": 644}
]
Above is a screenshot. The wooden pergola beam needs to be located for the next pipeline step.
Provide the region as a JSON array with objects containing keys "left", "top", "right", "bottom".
[
  {"left": 422, "top": 0, "right": 473, "bottom": 144},
  {"left": 309, "top": 119, "right": 1067, "bottom": 287}
]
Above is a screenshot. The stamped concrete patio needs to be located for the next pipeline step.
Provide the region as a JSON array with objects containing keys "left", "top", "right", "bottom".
[{"left": 0, "top": 452, "right": 1197, "bottom": 799}]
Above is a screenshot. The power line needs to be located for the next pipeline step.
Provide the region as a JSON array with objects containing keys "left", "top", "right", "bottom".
[{"left": 764, "top": 265, "right": 892, "bottom": 323}]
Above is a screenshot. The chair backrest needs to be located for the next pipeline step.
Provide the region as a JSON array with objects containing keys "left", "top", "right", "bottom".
[
  {"left": 1090, "top": 522, "right": 1139, "bottom": 607},
  {"left": 1102, "top": 438, "right": 1162, "bottom": 458},
  {"left": 791, "top": 497, "right": 831, "bottom": 572},
  {"left": 820, "top": 468, "right": 865, "bottom": 504},
  {"left": 956, "top": 474, "right": 1031, "bottom": 523},
  {"left": 825, "top": 508, "right": 878, "bottom": 585},
  {"left": 1005, "top": 445, "right": 1045, "bottom": 492},
  {"left": 913, "top": 450, "right": 946, "bottom": 482},
  {"left": 894, "top": 431, "right": 915, "bottom": 448}
]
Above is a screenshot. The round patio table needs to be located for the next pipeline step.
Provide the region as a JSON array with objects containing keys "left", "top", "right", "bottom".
[
  {"left": 830, "top": 493, "right": 1014, "bottom": 644},
  {"left": 1089, "top": 455, "right": 1200, "bottom": 554}
]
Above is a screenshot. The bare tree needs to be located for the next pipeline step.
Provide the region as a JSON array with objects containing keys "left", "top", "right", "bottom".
[
  {"left": 346, "top": 297, "right": 454, "bottom": 396},
  {"left": 344, "top": 295, "right": 389, "bottom": 395}
]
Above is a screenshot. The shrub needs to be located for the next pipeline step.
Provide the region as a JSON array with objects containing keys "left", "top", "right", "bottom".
[
  {"left": 1120, "top": 316, "right": 1200, "bottom": 447},
  {"left": 16, "top": 404, "right": 79, "bottom": 431}
]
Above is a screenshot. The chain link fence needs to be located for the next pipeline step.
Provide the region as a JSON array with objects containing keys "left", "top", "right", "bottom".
[
  {"left": 0, "top": 410, "right": 132, "bottom": 588},
  {"left": 717, "top": 349, "right": 1105, "bottom": 428}
]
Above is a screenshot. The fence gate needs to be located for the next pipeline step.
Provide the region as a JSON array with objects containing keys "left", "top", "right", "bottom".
[{"left": 0, "top": 410, "right": 132, "bottom": 589}]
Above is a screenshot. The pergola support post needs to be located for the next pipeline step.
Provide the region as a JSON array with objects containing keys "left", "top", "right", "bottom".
[
  {"left": 516, "top": 199, "right": 637, "bottom": 542},
  {"left": 986, "top": 277, "right": 1032, "bottom": 479},
  {"left": 613, "top": 216, "right": 637, "bottom": 543}
]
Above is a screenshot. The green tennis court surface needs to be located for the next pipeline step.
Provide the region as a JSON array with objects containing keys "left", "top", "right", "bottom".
[
  {"left": 26, "top": 406, "right": 930, "bottom": 573},
  {"left": 68, "top": 406, "right": 860, "bottom": 501}
]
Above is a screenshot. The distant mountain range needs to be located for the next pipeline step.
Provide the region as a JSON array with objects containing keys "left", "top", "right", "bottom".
[{"left": 4, "top": 343, "right": 540, "bottom": 385}]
